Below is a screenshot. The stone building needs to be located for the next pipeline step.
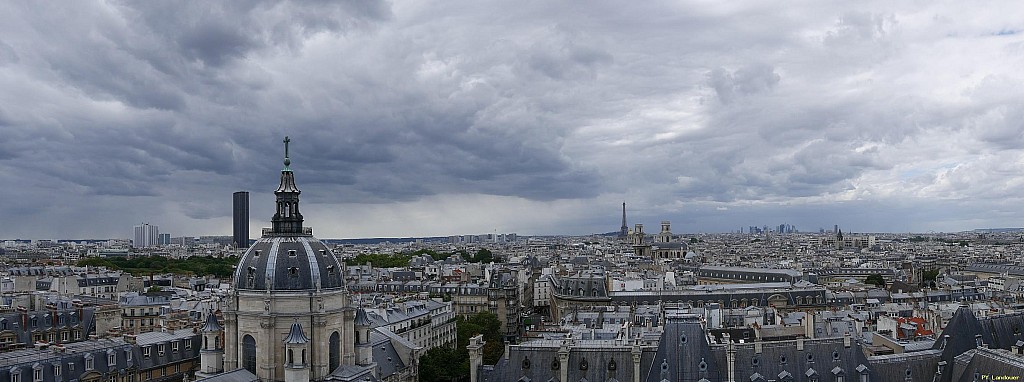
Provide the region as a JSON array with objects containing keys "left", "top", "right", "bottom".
[{"left": 198, "top": 138, "right": 416, "bottom": 382}]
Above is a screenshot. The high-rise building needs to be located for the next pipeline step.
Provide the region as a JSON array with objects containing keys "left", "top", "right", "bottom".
[
  {"left": 158, "top": 233, "right": 171, "bottom": 246},
  {"left": 233, "top": 191, "right": 249, "bottom": 248},
  {"left": 132, "top": 223, "right": 158, "bottom": 248}
]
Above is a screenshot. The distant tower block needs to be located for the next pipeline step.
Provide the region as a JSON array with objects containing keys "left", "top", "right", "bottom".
[
  {"left": 233, "top": 191, "right": 249, "bottom": 248},
  {"left": 619, "top": 202, "right": 629, "bottom": 238}
]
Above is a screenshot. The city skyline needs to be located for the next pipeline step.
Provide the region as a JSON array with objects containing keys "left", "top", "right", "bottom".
[{"left": 2, "top": 2, "right": 1024, "bottom": 239}]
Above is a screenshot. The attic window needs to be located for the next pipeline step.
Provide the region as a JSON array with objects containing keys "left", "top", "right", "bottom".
[
  {"left": 807, "top": 354, "right": 814, "bottom": 363},
  {"left": 832, "top": 351, "right": 840, "bottom": 361},
  {"left": 780, "top": 355, "right": 787, "bottom": 365},
  {"left": 289, "top": 267, "right": 298, "bottom": 277},
  {"left": 319, "top": 250, "right": 326, "bottom": 256},
  {"left": 327, "top": 265, "right": 336, "bottom": 275},
  {"left": 752, "top": 357, "right": 760, "bottom": 366},
  {"left": 698, "top": 359, "right": 707, "bottom": 371},
  {"left": 254, "top": 250, "right": 261, "bottom": 257},
  {"left": 522, "top": 357, "right": 531, "bottom": 370},
  {"left": 551, "top": 359, "right": 560, "bottom": 370},
  {"left": 288, "top": 250, "right": 297, "bottom": 257},
  {"left": 680, "top": 334, "right": 687, "bottom": 344}
]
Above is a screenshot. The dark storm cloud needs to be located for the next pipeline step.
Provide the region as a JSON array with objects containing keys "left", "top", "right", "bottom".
[{"left": 2, "top": 1, "right": 1024, "bottom": 238}]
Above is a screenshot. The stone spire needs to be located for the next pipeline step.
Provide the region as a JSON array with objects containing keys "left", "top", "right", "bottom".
[
  {"left": 283, "top": 321, "right": 310, "bottom": 382},
  {"left": 272, "top": 136, "right": 305, "bottom": 235},
  {"left": 198, "top": 313, "right": 224, "bottom": 377}
]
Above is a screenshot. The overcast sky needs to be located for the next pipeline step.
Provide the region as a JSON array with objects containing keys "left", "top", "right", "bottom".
[{"left": 2, "top": 1, "right": 1024, "bottom": 239}]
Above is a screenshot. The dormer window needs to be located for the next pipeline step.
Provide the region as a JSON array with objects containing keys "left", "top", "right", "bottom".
[
  {"left": 288, "top": 250, "right": 297, "bottom": 257},
  {"left": 247, "top": 267, "right": 257, "bottom": 288},
  {"left": 289, "top": 267, "right": 299, "bottom": 277}
]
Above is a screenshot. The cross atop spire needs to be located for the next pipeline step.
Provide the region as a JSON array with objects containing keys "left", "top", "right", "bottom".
[{"left": 283, "top": 136, "right": 292, "bottom": 169}]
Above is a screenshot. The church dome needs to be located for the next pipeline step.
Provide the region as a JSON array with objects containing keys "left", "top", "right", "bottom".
[
  {"left": 232, "top": 136, "right": 346, "bottom": 292},
  {"left": 233, "top": 236, "right": 345, "bottom": 291}
]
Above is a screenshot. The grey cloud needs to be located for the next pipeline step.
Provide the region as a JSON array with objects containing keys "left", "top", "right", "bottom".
[
  {"left": 3, "top": 1, "right": 1024, "bottom": 238},
  {"left": 707, "top": 64, "right": 780, "bottom": 104},
  {"left": 0, "top": 40, "right": 18, "bottom": 65}
]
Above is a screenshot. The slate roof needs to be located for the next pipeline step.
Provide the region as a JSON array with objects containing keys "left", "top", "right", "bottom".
[
  {"left": 195, "top": 368, "right": 259, "bottom": 382},
  {"left": 478, "top": 340, "right": 656, "bottom": 382},
  {"left": 645, "top": 313, "right": 721, "bottom": 382},
  {"left": 950, "top": 348, "right": 1024, "bottom": 382},
  {"left": 232, "top": 235, "right": 346, "bottom": 291},
  {"left": 716, "top": 336, "right": 873, "bottom": 382},
  {"left": 868, "top": 349, "right": 941, "bottom": 382},
  {"left": 201, "top": 313, "right": 223, "bottom": 332},
  {"left": 283, "top": 322, "right": 309, "bottom": 344},
  {"left": 932, "top": 303, "right": 1024, "bottom": 382},
  {"left": 368, "top": 330, "right": 407, "bottom": 379}
]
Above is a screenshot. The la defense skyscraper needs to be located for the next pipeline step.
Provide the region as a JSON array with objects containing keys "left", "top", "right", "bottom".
[{"left": 232, "top": 191, "right": 249, "bottom": 248}]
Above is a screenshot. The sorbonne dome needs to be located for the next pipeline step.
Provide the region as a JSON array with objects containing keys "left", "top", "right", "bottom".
[{"left": 206, "top": 137, "right": 361, "bottom": 382}]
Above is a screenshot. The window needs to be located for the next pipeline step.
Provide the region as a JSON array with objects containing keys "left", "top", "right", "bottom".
[
  {"left": 185, "top": 339, "right": 192, "bottom": 350},
  {"left": 172, "top": 342, "right": 179, "bottom": 352},
  {"left": 159, "top": 344, "right": 165, "bottom": 355},
  {"left": 54, "top": 365, "right": 61, "bottom": 377},
  {"left": 108, "top": 351, "right": 116, "bottom": 366},
  {"left": 126, "top": 349, "right": 132, "bottom": 362},
  {"left": 143, "top": 347, "right": 151, "bottom": 358},
  {"left": 242, "top": 335, "right": 257, "bottom": 374},
  {"left": 33, "top": 367, "right": 42, "bottom": 382},
  {"left": 86, "top": 355, "right": 94, "bottom": 370}
]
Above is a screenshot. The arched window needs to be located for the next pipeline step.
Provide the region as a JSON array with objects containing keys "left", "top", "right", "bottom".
[
  {"left": 330, "top": 331, "right": 341, "bottom": 372},
  {"left": 242, "top": 335, "right": 257, "bottom": 374},
  {"left": 288, "top": 349, "right": 294, "bottom": 364}
]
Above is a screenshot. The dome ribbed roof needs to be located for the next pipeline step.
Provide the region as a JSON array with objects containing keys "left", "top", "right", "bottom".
[{"left": 233, "top": 236, "right": 345, "bottom": 291}]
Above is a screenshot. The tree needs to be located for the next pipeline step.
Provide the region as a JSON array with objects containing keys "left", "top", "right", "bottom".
[
  {"left": 420, "top": 311, "right": 504, "bottom": 382},
  {"left": 865, "top": 274, "right": 886, "bottom": 287},
  {"left": 419, "top": 347, "right": 468, "bottom": 382},
  {"left": 472, "top": 249, "right": 493, "bottom": 263}
]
